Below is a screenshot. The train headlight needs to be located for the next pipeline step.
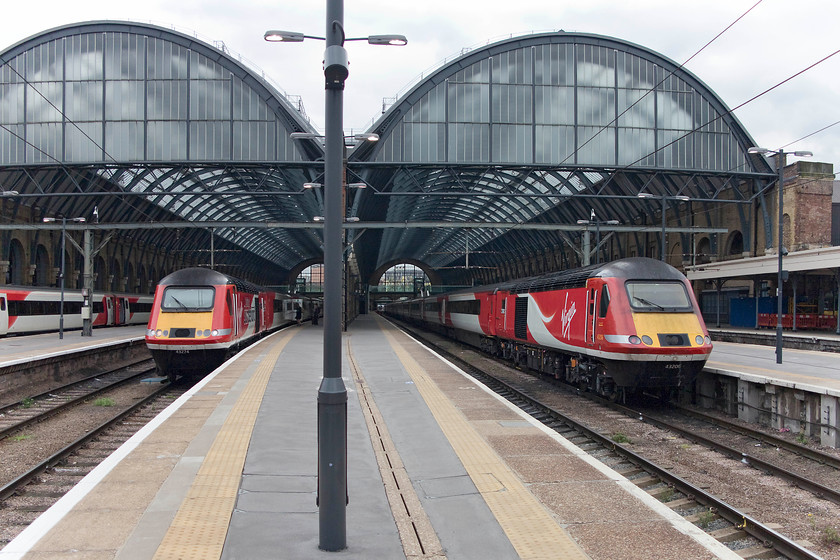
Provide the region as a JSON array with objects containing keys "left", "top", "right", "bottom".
[
  {"left": 641, "top": 335, "right": 653, "bottom": 345},
  {"left": 695, "top": 335, "right": 704, "bottom": 345},
  {"left": 211, "top": 329, "right": 219, "bottom": 336},
  {"left": 155, "top": 329, "right": 163, "bottom": 337},
  {"left": 629, "top": 335, "right": 642, "bottom": 345},
  {"left": 705, "top": 336, "right": 711, "bottom": 345},
  {"left": 204, "top": 329, "right": 211, "bottom": 337}
]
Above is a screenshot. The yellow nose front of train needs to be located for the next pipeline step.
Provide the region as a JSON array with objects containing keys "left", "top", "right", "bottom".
[
  {"left": 630, "top": 312, "right": 712, "bottom": 350},
  {"left": 147, "top": 311, "right": 217, "bottom": 341}
]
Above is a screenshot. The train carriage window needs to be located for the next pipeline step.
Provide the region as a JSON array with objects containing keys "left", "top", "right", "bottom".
[
  {"left": 626, "top": 281, "right": 692, "bottom": 312},
  {"left": 448, "top": 300, "right": 480, "bottom": 314},
  {"left": 0, "top": 296, "right": 5, "bottom": 311},
  {"left": 162, "top": 287, "right": 216, "bottom": 311},
  {"left": 598, "top": 286, "right": 610, "bottom": 318}
]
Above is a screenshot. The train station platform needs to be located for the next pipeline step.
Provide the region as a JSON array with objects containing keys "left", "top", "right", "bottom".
[
  {"left": 0, "top": 325, "right": 147, "bottom": 369},
  {"left": 0, "top": 314, "right": 741, "bottom": 560}
]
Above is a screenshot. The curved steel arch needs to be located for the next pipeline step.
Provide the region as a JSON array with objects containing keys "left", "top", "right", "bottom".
[
  {"left": 347, "top": 31, "right": 775, "bottom": 284},
  {"left": 0, "top": 21, "right": 326, "bottom": 283}
]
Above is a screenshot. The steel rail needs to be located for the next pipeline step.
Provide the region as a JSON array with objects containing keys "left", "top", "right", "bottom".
[
  {"left": 0, "top": 363, "right": 157, "bottom": 441},
  {"left": 0, "top": 383, "right": 172, "bottom": 503}
]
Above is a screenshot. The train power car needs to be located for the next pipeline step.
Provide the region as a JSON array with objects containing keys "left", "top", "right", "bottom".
[
  {"left": 385, "top": 257, "right": 712, "bottom": 402},
  {"left": 145, "top": 267, "right": 308, "bottom": 381},
  {"left": 0, "top": 287, "right": 153, "bottom": 336}
]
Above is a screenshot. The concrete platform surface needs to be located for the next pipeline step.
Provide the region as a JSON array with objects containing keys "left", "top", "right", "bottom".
[{"left": 0, "top": 315, "right": 744, "bottom": 560}]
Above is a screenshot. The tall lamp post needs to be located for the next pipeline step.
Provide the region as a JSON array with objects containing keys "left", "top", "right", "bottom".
[
  {"left": 747, "top": 147, "right": 812, "bottom": 364},
  {"left": 637, "top": 193, "right": 690, "bottom": 261},
  {"left": 265, "top": 6, "right": 405, "bottom": 551},
  {"left": 43, "top": 216, "right": 86, "bottom": 339},
  {"left": 576, "top": 209, "right": 619, "bottom": 265}
]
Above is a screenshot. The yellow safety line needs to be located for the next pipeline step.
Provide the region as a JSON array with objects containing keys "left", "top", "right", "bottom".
[
  {"left": 379, "top": 325, "right": 588, "bottom": 560},
  {"left": 152, "top": 331, "right": 295, "bottom": 560}
]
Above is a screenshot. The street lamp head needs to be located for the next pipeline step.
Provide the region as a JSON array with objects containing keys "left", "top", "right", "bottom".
[
  {"left": 264, "top": 30, "right": 307, "bottom": 42},
  {"left": 303, "top": 182, "right": 323, "bottom": 189},
  {"left": 353, "top": 133, "right": 379, "bottom": 142},
  {"left": 290, "top": 132, "right": 322, "bottom": 140},
  {"left": 347, "top": 183, "right": 367, "bottom": 189},
  {"left": 365, "top": 34, "right": 407, "bottom": 46},
  {"left": 1, "top": 190, "right": 19, "bottom": 197},
  {"left": 792, "top": 151, "right": 813, "bottom": 158},
  {"left": 42, "top": 217, "right": 56, "bottom": 223},
  {"left": 637, "top": 192, "right": 654, "bottom": 198},
  {"left": 748, "top": 146, "right": 771, "bottom": 154}
]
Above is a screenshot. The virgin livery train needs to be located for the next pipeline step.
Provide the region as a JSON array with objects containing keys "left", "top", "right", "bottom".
[
  {"left": 145, "top": 267, "right": 312, "bottom": 381},
  {"left": 0, "top": 287, "right": 153, "bottom": 336},
  {"left": 385, "top": 258, "right": 712, "bottom": 402}
]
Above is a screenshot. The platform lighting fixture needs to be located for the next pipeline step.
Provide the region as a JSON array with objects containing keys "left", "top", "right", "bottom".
[
  {"left": 265, "top": 30, "right": 407, "bottom": 46},
  {"left": 636, "top": 193, "right": 693, "bottom": 261},
  {"left": 747, "top": 146, "right": 812, "bottom": 364},
  {"left": 576, "top": 210, "right": 619, "bottom": 265},
  {"left": 267, "top": 8, "right": 405, "bottom": 550},
  {"left": 42, "top": 216, "right": 86, "bottom": 339},
  {"left": 290, "top": 132, "right": 380, "bottom": 143},
  {"left": 304, "top": 182, "right": 323, "bottom": 189},
  {"left": 1, "top": 190, "right": 19, "bottom": 197}
]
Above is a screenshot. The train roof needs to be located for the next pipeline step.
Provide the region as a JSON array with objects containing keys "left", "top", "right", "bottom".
[
  {"left": 158, "top": 267, "right": 263, "bottom": 294},
  {"left": 434, "top": 258, "right": 684, "bottom": 298}
]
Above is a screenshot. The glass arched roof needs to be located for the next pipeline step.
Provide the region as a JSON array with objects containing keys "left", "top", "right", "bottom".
[
  {"left": 0, "top": 21, "right": 325, "bottom": 282},
  {"left": 1, "top": 25, "right": 776, "bottom": 286},
  {"left": 348, "top": 32, "right": 774, "bottom": 281}
]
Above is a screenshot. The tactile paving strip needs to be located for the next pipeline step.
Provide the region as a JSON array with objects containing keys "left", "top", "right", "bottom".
[
  {"left": 380, "top": 324, "right": 589, "bottom": 560},
  {"left": 152, "top": 331, "right": 294, "bottom": 560}
]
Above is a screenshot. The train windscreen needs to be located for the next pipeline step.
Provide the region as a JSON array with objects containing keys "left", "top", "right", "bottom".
[
  {"left": 625, "top": 281, "right": 692, "bottom": 312},
  {"left": 162, "top": 287, "right": 215, "bottom": 311}
]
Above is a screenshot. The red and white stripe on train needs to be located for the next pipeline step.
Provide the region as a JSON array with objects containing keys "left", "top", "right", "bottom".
[{"left": 0, "top": 286, "right": 153, "bottom": 336}]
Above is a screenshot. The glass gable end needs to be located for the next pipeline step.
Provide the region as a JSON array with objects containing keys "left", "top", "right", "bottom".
[
  {"left": 0, "top": 30, "right": 305, "bottom": 164},
  {"left": 375, "top": 36, "right": 748, "bottom": 172}
]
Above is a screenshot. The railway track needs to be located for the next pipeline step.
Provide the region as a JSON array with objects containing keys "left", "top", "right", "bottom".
[
  {"left": 0, "top": 358, "right": 159, "bottom": 441},
  {"left": 392, "top": 319, "right": 830, "bottom": 560},
  {"left": 602, "top": 401, "right": 840, "bottom": 506},
  {"left": 0, "top": 382, "right": 184, "bottom": 546}
]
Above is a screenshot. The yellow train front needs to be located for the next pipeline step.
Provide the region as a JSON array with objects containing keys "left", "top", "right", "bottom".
[{"left": 145, "top": 268, "right": 263, "bottom": 382}]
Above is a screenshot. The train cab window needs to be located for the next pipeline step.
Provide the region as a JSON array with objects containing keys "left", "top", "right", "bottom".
[
  {"left": 500, "top": 299, "right": 506, "bottom": 314},
  {"left": 625, "top": 281, "right": 692, "bottom": 312},
  {"left": 598, "top": 286, "right": 610, "bottom": 318},
  {"left": 0, "top": 296, "right": 5, "bottom": 311},
  {"left": 161, "top": 287, "right": 215, "bottom": 311}
]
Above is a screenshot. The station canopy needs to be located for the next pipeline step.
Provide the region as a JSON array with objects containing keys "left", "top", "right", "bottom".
[{"left": 0, "top": 21, "right": 775, "bottom": 286}]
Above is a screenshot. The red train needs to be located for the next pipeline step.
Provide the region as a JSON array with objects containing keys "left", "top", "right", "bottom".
[
  {"left": 0, "top": 286, "right": 153, "bottom": 336},
  {"left": 145, "top": 268, "right": 312, "bottom": 381},
  {"left": 385, "top": 258, "right": 712, "bottom": 401}
]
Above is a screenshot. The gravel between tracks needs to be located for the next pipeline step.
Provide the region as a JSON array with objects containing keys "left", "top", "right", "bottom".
[{"left": 0, "top": 381, "right": 162, "bottom": 489}]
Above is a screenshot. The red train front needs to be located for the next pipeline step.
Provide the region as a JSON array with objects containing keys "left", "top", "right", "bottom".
[
  {"left": 146, "top": 268, "right": 268, "bottom": 380},
  {"left": 386, "top": 258, "right": 712, "bottom": 401}
]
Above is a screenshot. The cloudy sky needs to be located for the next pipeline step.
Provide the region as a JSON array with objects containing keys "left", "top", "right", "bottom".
[{"left": 3, "top": 0, "right": 839, "bottom": 172}]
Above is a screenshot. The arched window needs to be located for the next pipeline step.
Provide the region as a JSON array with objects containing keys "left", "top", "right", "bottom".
[
  {"left": 727, "top": 231, "right": 744, "bottom": 256},
  {"left": 7, "top": 239, "right": 25, "bottom": 285},
  {"left": 375, "top": 264, "right": 431, "bottom": 296},
  {"left": 296, "top": 264, "right": 324, "bottom": 293},
  {"left": 34, "top": 244, "right": 50, "bottom": 286}
]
